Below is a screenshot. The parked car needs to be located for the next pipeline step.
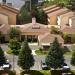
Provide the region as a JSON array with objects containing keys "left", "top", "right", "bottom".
[
  {"left": 41, "top": 60, "right": 49, "bottom": 70},
  {"left": 62, "top": 63, "right": 70, "bottom": 71},
  {"left": 3, "top": 60, "right": 11, "bottom": 69}
]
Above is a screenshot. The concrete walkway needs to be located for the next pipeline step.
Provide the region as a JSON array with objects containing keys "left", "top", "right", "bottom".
[{"left": 32, "top": 50, "right": 37, "bottom": 55}]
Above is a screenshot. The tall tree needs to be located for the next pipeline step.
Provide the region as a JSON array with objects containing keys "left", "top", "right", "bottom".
[
  {"left": 0, "top": 46, "right": 6, "bottom": 66},
  {"left": 32, "top": 6, "right": 48, "bottom": 25},
  {"left": 45, "top": 37, "right": 64, "bottom": 69},
  {"left": 8, "top": 39, "right": 21, "bottom": 54},
  {"left": 0, "top": 31, "right": 4, "bottom": 43},
  {"left": 17, "top": 4, "right": 32, "bottom": 24},
  {"left": 72, "top": 33, "right": 75, "bottom": 43},
  {"left": 71, "top": 51, "right": 75, "bottom": 66},
  {"left": 18, "top": 40, "right": 34, "bottom": 71},
  {"left": 9, "top": 27, "right": 21, "bottom": 40},
  {"left": 68, "top": 0, "right": 75, "bottom": 10}
]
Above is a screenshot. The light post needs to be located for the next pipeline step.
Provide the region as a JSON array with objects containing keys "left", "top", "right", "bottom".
[{"left": 13, "top": 54, "right": 15, "bottom": 71}]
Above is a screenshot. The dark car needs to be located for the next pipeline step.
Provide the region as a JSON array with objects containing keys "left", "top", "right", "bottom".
[{"left": 41, "top": 61, "right": 49, "bottom": 70}]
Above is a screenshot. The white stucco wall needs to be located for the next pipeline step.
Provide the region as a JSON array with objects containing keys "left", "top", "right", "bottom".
[
  {"left": 57, "top": 16, "right": 61, "bottom": 25},
  {"left": 69, "top": 18, "right": 72, "bottom": 27}
]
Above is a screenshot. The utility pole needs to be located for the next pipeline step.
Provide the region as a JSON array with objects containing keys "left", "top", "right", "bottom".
[{"left": 13, "top": 54, "right": 15, "bottom": 70}]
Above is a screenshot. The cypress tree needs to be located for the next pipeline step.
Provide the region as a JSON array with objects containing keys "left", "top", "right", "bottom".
[
  {"left": 45, "top": 37, "right": 64, "bottom": 69},
  {"left": 71, "top": 51, "right": 75, "bottom": 66},
  {"left": 0, "top": 46, "right": 6, "bottom": 66},
  {"left": 18, "top": 40, "right": 34, "bottom": 71}
]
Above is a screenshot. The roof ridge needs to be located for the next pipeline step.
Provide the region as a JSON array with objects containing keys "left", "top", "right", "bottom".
[
  {"left": 45, "top": 7, "right": 62, "bottom": 14},
  {"left": 0, "top": 3, "right": 19, "bottom": 13},
  {"left": 43, "top": 5, "right": 58, "bottom": 11}
]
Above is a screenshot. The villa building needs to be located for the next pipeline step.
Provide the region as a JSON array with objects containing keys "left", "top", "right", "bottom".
[
  {"left": 0, "top": 17, "right": 64, "bottom": 48},
  {"left": 0, "top": 4, "right": 75, "bottom": 47},
  {"left": 0, "top": 0, "right": 25, "bottom": 10},
  {"left": 43, "top": 5, "right": 75, "bottom": 29},
  {"left": 0, "top": 4, "right": 19, "bottom": 25}
]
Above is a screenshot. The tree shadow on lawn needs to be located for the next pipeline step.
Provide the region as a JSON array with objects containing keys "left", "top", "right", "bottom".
[
  {"left": 63, "top": 46, "right": 71, "bottom": 54},
  {"left": 70, "top": 71, "right": 75, "bottom": 75},
  {"left": 21, "top": 70, "right": 44, "bottom": 75}
]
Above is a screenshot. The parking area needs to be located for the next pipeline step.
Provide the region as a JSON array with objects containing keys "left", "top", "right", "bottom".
[{"left": 0, "top": 44, "right": 75, "bottom": 71}]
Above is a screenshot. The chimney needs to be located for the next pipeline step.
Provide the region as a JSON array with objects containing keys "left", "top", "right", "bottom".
[{"left": 32, "top": 17, "right": 36, "bottom": 24}]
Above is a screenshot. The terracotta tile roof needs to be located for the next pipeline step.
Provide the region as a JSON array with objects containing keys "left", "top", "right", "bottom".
[
  {"left": 39, "top": 33, "right": 64, "bottom": 45},
  {"left": 15, "top": 23, "right": 49, "bottom": 33},
  {"left": 43, "top": 5, "right": 58, "bottom": 11},
  {"left": 0, "top": 24, "right": 10, "bottom": 34},
  {"left": 11, "top": 22, "right": 49, "bottom": 33},
  {"left": 47, "top": 8, "right": 69, "bottom": 16},
  {"left": 61, "top": 26, "right": 75, "bottom": 34},
  {"left": 69, "top": 16, "right": 75, "bottom": 20},
  {"left": 45, "top": 7, "right": 61, "bottom": 14},
  {"left": 0, "top": 4, "right": 19, "bottom": 14},
  {"left": 57, "top": 9, "right": 71, "bottom": 16}
]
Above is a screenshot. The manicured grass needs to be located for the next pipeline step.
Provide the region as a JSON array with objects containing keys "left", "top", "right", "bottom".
[
  {"left": 71, "top": 70, "right": 75, "bottom": 73},
  {"left": 35, "top": 50, "right": 48, "bottom": 55},
  {"left": 64, "top": 50, "right": 74, "bottom": 56},
  {"left": 35, "top": 49, "right": 74, "bottom": 56},
  {"left": 40, "top": 70, "right": 51, "bottom": 75},
  {"left": 6, "top": 49, "right": 19, "bottom": 55},
  {"left": 6, "top": 49, "right": 13, "bottom": 55},
  {"left": 20, "top": 70, "right": 75, "bottom": 75},
  {"left": 20, "top": 70, "right": 50, "bottom": 75}
]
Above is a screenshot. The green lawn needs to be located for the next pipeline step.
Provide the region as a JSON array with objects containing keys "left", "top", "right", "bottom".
[
  {"left": 35, "top": 50, "right": 48, "bottom": 55},
  {"left": 35, "top": 49, "right": 74, "bottom": 56},
  {"left": 6, "top": 49, "right": 19, "bottom": 55},
  {"left": 40, "top": 70, "right": 51, "bottom": 75},
  {"left": 64, "top": 50, "right": 74, "bottom": 56},
  {"left": 20, "top": 70, "right": 75, "bottom": 75},
  {"left": 20, "top": 70, "right": 50, "bottom": 75},
  {"left": 6, "top": 49, "right": 13, "bottom": 55}
]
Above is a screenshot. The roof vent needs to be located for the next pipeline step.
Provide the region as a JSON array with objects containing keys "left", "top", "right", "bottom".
[{"left": 32, "top": 26, "right": 40, "bottom": 29}]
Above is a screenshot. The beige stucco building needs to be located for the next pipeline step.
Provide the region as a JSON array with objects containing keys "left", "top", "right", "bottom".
[
  {"left": 0, "top": 4, "right": 19, "bottom": 25},
  {"left": 0, "top": 18, "right": 64, "bottom": 48},
  {"left": 43, "top": 5, "right": 75, "bottom": 29},
  {"left": 1, "top": 4, "right": 75, "bottom": 46}
]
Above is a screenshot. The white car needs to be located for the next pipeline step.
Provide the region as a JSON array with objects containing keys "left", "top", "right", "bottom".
[
  {"left": 3, "top": 62, "right": 11, "bottom": 69},
  {"left": 62, "top": 63, "right": 70, "bottom": 70}
]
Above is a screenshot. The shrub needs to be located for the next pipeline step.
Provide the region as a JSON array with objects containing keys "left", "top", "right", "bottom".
[
  {"left": 6, "top": 49, "right": 19, "bottom": 55},
  {"left": 63, "top": 32, "right": 69, "bottom": 43},
  {"left": 6, "top": 49, "right": 13, "bottom": 54},
  {"left": 20, "top": 70, "right": 44, "bottom": 75},
  {"left": 71, "top": 51, "right": 75, "bottom": 66},
  {"left": 0, "top": 70, "right": 16, "bottom": 75},
  {"left": 51, "top": 26, "right": 60, "bottom": 34},
  {"left": 71, "top": 33, "right": 75, "bottom": 43}
]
